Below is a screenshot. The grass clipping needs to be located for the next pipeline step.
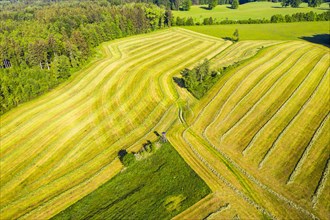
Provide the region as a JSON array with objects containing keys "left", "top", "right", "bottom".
[{"left": 52, "top": 141, "right": 211, "bottom": 220}]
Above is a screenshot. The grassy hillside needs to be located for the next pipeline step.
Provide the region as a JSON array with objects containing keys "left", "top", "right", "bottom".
[
  {"left": 183, "top": 21, "right": 330, "bottom": 42},
  {"left": 0, "top": 27, "right": 329, "bottom": 219},
  {"left": 0, "top": 28, "right": 230, "bottom": 219},
  {"left": 173, "top": 2, "right": 329, "bottom": 21},
  {"left": 53, "top": 142, "right": 210, "bottom": 220}
]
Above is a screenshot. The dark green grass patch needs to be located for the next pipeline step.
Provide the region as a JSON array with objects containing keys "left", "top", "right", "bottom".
[{"left": 52, "top": 142, "right": 210, "bottom": 220}]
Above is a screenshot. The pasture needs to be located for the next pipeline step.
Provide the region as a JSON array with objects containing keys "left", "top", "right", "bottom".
[
  {"left": 173, "top": 2, "right": 329, "bottom": 22},
  {"left": 183, "top": 21, "right": 330, "bottom": 42},
  {"left": 0, "top": 27, "right": 329, "bottom": 219},
  {"left": 52, "top": 142, "right": 210, "bottom": 220}
]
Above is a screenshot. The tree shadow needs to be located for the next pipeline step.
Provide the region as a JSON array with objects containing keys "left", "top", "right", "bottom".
[
  {"left": 118, "top": 150, "right": 127, "bottom": 159},
  {"left": 173, "top": 77, "right": 185, "bottom": 88},
  {"left": 226, "top": 6, "right": 235, "bottom": 9},
  {"left": 300, "top": 34, "right": 330, "bottom": 47},
  {"left": 199, "top": 6, "right": 211, "bottom": 10}
]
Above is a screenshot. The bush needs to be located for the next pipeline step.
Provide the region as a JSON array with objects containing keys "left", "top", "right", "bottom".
[{"left": 118, "top": 150, "right": 136, "bottom": 167}]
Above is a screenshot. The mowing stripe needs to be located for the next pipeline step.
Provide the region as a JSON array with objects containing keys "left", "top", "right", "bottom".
[
  {"left": 312, "top": 158, "right": 330, "bottom": 208},
  {"left": 287, "top": 112, "right": 330, "bottom": 184},
  {"left": 258, "top": 66, "right": 329, "bottom": 169}
]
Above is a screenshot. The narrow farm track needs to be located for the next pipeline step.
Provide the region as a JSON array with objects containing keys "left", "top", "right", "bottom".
[{"left": 1, "top": 28, "right": 329, "bottom": 219}]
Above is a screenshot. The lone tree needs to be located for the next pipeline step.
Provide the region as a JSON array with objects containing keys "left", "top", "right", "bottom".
[
  {"left": 208, "top": 0, "right": 217, "bottom": 10},
  {"left": 233, "top": 29, "right": 239, "bottom": 41},
  {"left": 181, "top": 0, "right": 192, "bottom": 11},
  {"left": 231, "top": 0, "right": 239, "bottom": 9}
]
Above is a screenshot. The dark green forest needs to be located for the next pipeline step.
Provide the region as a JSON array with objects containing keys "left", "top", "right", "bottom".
[
  {"left": 0, "top": 0, "right": 329, "bottom": 114},
  {"left": 0, "top": 1, "right": 171, "bottom": 114}
]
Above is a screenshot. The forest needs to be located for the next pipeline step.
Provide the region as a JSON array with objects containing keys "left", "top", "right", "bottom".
[
  {"left": 0, "top": 1, "right": 171, "bottom": 114},
  {"left": 0, "top": 0, "right": 328, "bottom": 114}
]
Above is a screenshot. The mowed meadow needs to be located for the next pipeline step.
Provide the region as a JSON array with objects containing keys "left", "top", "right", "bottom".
[{"left": 1, "top": 27, "right": 329, "bottom": 219}]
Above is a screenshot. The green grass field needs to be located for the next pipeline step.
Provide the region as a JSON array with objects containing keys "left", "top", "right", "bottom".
[
  {"left": 183, "top": 21, "right": 330, "bottom": 42},
  {"left": 52, "top": 142, "right": 210, "bottom": 220},
  {"left": 0, "top": 27, "right": 329, "bottom": 219},
  {"left": 173, "top": 2, "right": 329, "bottom": 21}
]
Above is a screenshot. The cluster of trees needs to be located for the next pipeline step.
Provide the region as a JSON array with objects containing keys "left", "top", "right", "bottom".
[
  {"left": 0, "top": 1, "right": 171, "bottom": 114},
  {"left": 282, "top": 0, "right": 322, "bottom": 7},
  {"left": 178, "top": 59, "right": 241, "bottom": 98},
  {"left": 173, "top": 10, "right": 329, "bottom": 26}
]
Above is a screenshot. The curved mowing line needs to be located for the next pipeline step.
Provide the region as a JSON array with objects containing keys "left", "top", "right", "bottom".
[
  {"left": 0, "top": 34, "right": 183, "bottom": 131},
  {"left": 242, "top": 54, "right": 328, "bottom": 156},
  {"left": 258, "top": 63, "right": 329, "bottom": 169},
  {"left": 175, "top": 28, "right": 227, "bottom": 43},
  {"left": 192, "top": 42, "right": 300, "bottom": 130},
  {"left": 0, "top": 28, "right": 229, "bottom": 217},
  {"left": 181, "top": 129, "right": 276, "bottom": 219},
  {"left": 219, "top": 47, "right": 322, "bottom": 145},
  {"left": 0, "top": 33, "right": 182, "bottom": 144},
  {"left": 0, "top": 43, "right": 121, "bottom": 131},
  {"left": 213, "top": 43, "right": 308, "bottom": 132},
  {"left": 18, "top": 159, "right": 122, "bottom": 220},
  {"left": 208, "top": 43, "right": 305, "bottom": 135},
  {"left": 191, "top": 44, "right": 283, "bottom": 127},
  {"left": 1, "top": 49, "right": 187, "bottom": 199},
  {"left": 287, "top": 112, "right": 330, "bottom": 184},
  {"left": 1, "top": 34, "right": 191, "bottom": 198},
  {"left": 9, "top": 92, "right": 178, "bottom": 217},
  {"left": 0, "top": 35, "right": 188, "bottom": 162},
  {"left": 85, "top": 40, "right": 219, "bottom": 149},
  {"left": 183, "top": 47, "right": 322, "bottom": 219},
  {"left": 211, "top": 41, "right": 280, "bottom": 69},
  {"left": 29, "top": 104, "right": 173, "bottom": 191},
  {"left": 191, "top": 122, "right": 320, "bottom": 219},
  {"left": 0, "top": 103, "right": 172, "bottom": 218},
  {"left": 312, "top": 158, "right": 330, "bottom": 208}
]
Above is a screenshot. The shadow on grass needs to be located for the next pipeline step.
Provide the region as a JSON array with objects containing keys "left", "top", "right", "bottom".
[
  {"left": 199, "top": 6, "right": 211, "bottom": 10},
  {"left": 173, "top": 77, "right": 185, "bottom": 88},
  {"left": 300, "top": 34, "right": 330, "bottom": 47}
]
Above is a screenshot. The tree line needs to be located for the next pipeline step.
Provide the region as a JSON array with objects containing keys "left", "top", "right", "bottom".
[
  {"left": 172, "top": 10, "right": 329, "bottom": 26},
  {"left": 0, "top": 1, "right": 171, "bottom": 115}
]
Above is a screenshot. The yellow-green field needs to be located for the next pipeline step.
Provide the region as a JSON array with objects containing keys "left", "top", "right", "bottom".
[
  {"left": 173, "top": 2, "right": 329, "bottom": 22},
  {"left": 0, "top": 28, "right": 329, "bottom": 219}
]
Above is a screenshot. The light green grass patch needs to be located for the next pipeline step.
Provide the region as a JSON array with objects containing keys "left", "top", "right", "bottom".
[
  {"left": 182, "top": 22, "right": 330, "bottom": 41},
  {"left": 173, "top": 2, "right": 329, "bottom": 22}
]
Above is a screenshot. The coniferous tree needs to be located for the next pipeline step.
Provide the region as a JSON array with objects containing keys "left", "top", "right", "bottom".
[
  {"left": 208, "top": 0, "right": 217, "bottom": 9},
  {"left": 181, "top": 0, "right": 192, "bottom": 10},
  {"left": 231, "top": 0, "right": 239, "bottom": 9}
]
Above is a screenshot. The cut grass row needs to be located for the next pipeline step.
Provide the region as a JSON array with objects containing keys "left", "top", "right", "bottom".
[
  {"left": 1, "top": 27, "right": 329, "bottom": 219},
  {"left": 0, "top": 28, "right": 230, "bottom": 219},
  {"left": 190, "top": 40, "right": 329, "bottom": 217}
]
